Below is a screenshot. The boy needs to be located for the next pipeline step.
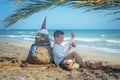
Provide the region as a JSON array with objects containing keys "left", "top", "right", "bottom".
[{"left": 53, "top": 30, "right": 102, "bottom": 70}]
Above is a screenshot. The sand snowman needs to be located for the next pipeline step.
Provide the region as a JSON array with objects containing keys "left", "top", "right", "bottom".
[{"left": 26, "top": 17, "right": 53, "bottom": 64}]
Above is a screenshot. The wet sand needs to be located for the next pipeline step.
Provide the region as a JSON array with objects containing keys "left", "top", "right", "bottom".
[{"left": 0, "top": 40, "right": 120, "bottom": 80}]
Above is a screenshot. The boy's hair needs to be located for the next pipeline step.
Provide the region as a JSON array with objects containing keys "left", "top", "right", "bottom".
[{"left": 53, "top": 30, "right": 64, "bottom": 38}]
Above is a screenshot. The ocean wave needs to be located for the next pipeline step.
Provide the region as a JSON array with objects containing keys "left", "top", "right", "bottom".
[
  {"left": 23, "top": 38, "right": 34, "bottom": 41},
  {"left": 49, "top": 37, "right": 70, "bottom": 41},
  {"left": 100, "top": 34, "right": 120, "bottom": 37},
  {"left": 7, "top": 35, "right": 22, "bottom": 38},
  {"left": 5, "top": 35, "right": 34, "bottom": 38},
  {"left": 51, "top": 36, "right": 120, "bottom": 44},
  {"left": 77, "top": 45, "right": 120, "bottom": 54},
  {"left": 18, "top": 31, "right": 24, "bottom": 33},
  {"left": 75, "top": 38, "right": 101, "bottom": 42},
  {"left": 75, "top": 38, "right": 120, "bottom": 44},
  {"left": 64, "top": 38, "right": 71, "bottom": 41},
  {"left": 30, "top": 32, "right": 36, "bottom": 34},
  {"left": 2, "top": 35, "right": 120, "bottom": 44},
  {"left": 21, "top": 35, "right": 34, "bottom": 38},
  {"left": 91, "top": 46, "right": 120, "bottom": 54},
  {"left": 106, "top": 40, "right": 120, "bottom": 44},
  {"left": 101, "top": 34, "right": 106, "bottom": 37}
]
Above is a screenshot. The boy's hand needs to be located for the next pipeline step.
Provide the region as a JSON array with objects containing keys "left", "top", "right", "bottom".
[
  {"left": 67, "top": 63, "right": 74, "bottom": 70},
  {"left": 71, "top": 32, "right": 77, "bottom": 47},
  {"left": 64, "top": 60, "right": 74, "bottom": 70},
  {"left": 71, "top": 42, "right": 76, "bottom": 47}
]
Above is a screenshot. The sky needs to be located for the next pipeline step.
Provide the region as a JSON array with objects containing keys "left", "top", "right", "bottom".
[{"left": 0, "top": 1, "right": 120, "bottom": 29}]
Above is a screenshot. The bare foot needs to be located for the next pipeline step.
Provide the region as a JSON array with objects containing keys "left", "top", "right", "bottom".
[
  {"left": 90, "top": 62, "right": 102, "bottom": 69},
  {"left": 64, "top": 60, "right": 74, "bottom": 70},
  {"left": 66, "top": 63, "right": 74, "bottom": 71}
]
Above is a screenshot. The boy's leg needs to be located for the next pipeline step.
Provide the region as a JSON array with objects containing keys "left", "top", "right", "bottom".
[
  {"left": 84, "top": 61, "right": 102, "bottom": 69},
  {"left": 64, "top": 51, "right": 85, "bottom": 67},
  {"left": 64, "top": 51, "right": 102, "bottom": 69}
]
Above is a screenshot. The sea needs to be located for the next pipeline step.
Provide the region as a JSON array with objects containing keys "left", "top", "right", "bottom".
[{"left": 0, "top": 29, "right": 120, "bottom": 55}]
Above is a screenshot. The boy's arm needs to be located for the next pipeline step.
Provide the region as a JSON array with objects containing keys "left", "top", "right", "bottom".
[
  {"left": 53, "top": 46, "right": 68, "bottom": 59},
  {"left": 63, "top": 32, "right": 76, "bottom": 52},
  {"left": 71, "top": 32, "right": 75, "bottom": 40},
  {"left": 71, "top": 32, "right": 76, "bottom": 47}
]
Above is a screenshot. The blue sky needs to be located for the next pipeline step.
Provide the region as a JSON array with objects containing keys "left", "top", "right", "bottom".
[{"left": 0, "top": 1, "right": 120, "bottom": 29}]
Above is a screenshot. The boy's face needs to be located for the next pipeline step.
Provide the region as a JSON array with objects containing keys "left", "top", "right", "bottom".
[{"left": 54, "top": 35, "right": 64, "bottom": 44}]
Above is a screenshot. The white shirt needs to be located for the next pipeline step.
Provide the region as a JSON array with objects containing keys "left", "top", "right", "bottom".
[{"left": 53, "top": 43, "right": 70, "bottom": 65}]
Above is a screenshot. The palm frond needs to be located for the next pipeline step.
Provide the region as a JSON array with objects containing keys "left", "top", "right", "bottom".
[
  {"left": 108, "top": 17, "right": 120, "bottom": 23},
  {"left": 12, "top": 0, "right": 25, "bottom": 6},
  {"left": 105, "top": 10, "right": 120, "bottom": 16},
  {"left": 2, "top": 0, "right": 72, "bottom": 29},
  {"left": 1, "top": 0, "right": 120, "bottom": 29},
  {"left": 0, "top": 0, "right": 25, "bottom": 5},
  {"left": 66, "top": 1, "right": 90, "bottom": 9},
  {"left": 2, "top": 1, "right": 54, "bottom": 29}
]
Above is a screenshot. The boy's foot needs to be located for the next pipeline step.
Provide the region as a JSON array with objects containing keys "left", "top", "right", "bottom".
[{"left": 90, "top": 62, "right": 102, "bottom": 69}]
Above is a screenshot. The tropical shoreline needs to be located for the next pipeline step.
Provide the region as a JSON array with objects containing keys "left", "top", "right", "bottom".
[
  {"left": 73, "top": 48, "right": 120, "bottom": 64},
  {"left": 0, "top": 39, "right": 120, "bottom": 80},
  {"left": 0, "top": 39, "right": 30, "bottom": 60},
  {"left": 0, "top": 39, "right": 120, "bottom": 64},
  {"left": 0, "top": 29, "right": 120, "bottom": 55}
]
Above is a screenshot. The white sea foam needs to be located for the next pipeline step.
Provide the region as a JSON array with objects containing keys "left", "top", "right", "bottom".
[
  {"left": 72, "top": 37, "right": 120, "bottom": 44},
  {"left": 23, "top": 38, "right": 34, "bottom": 41},
  {"left": 5, "top": 35, "right": 120, "bottom": 44},
  {"left": 8, "top": 35, "right": 22, "bottom": 38},
  {"left": 18, "top": 31, "right": 24, "bottom": 33},
  {"left": 64, "top": 37, "right": 101, "bottom": 42},
  {"left": 30, "top": 32, "right": 35, "bottom": 34},
  {"left": 77, "top": 45, "right": 120, "bottom": 54},
  {"left": 64, "top": 37, "right": 70, "bottom": 41},
  {"left": 21, "top": 35, "right": 34, "bottom": 37},
  {"left": 7, "top": 35, "right": 34, "bottom": 38},
  {"left": 90, "top": 46, "right": 120, "bottom": 54},
  {"left": 106, "top": 40, "right": 120, "bottom": 44},
  {"left": 101, "top": 34, "right": 106, "bottom": 37},
  {"left": 50, "top": 37, "right": 70, "bottom": 41},
  {"left": 75, "top": 38, "right": 101, "bottom": 42}
]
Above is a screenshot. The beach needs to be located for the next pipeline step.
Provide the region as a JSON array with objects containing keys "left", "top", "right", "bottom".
[
  {"left": 0, "top": 39, "right": 120, "bottom": 80},
  {"left": 0, "top": 29, "right": 120, "bottom": 55},
  {"left": 1, "top": 39, "right": 120, "bottom": 64},
  {"left": 73, "top": 49, "right": 120, "bottom": 64}
]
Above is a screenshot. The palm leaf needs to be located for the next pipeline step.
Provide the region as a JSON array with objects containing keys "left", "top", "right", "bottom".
[
  {"left": 2, "top": 1, "right": 54, "bottom": 29},
  {"left": 1, "top": 0, "right": 120, "bottom": 29},
  {"left": 12, "top": 0, "right": 25, "bottom": 6},
  {"left": 105, "top": 11, "right": 120, "bottom": 16},
  {"left": 108, "top": 17, "right": 120, "bottom": 23}
]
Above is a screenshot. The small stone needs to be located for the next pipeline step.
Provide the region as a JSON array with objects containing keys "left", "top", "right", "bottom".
[
  {"left": 4, "top": 74, "right": 29, "bottom": 80},
  {"left": 0, "top": 58, "right": 5, "bottom": 62},
  {"left": 56, "top": 77, "right": 62, "bottom": 80},
  {"left": 11, "top": 58, "right": 18, "bottom": 63},
  {"left": 47, "top": 65, "right": 51, "bottom": 69},
  {"left": 20, "top": 63, "right": 28, "bottom": 68},
  {"left": 113, "top": 73, "right": 119, "bottom": 79}
]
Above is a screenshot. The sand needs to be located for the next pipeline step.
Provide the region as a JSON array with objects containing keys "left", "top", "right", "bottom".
[
  {"left": 0, "top": 40, "right": 120, "bottom": 80},
  {"left": 0, "top": 40, "right": 30, "bottom": 60},
  {"left": 72, "top": 49, "right": 120, "bottom": 64}
]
